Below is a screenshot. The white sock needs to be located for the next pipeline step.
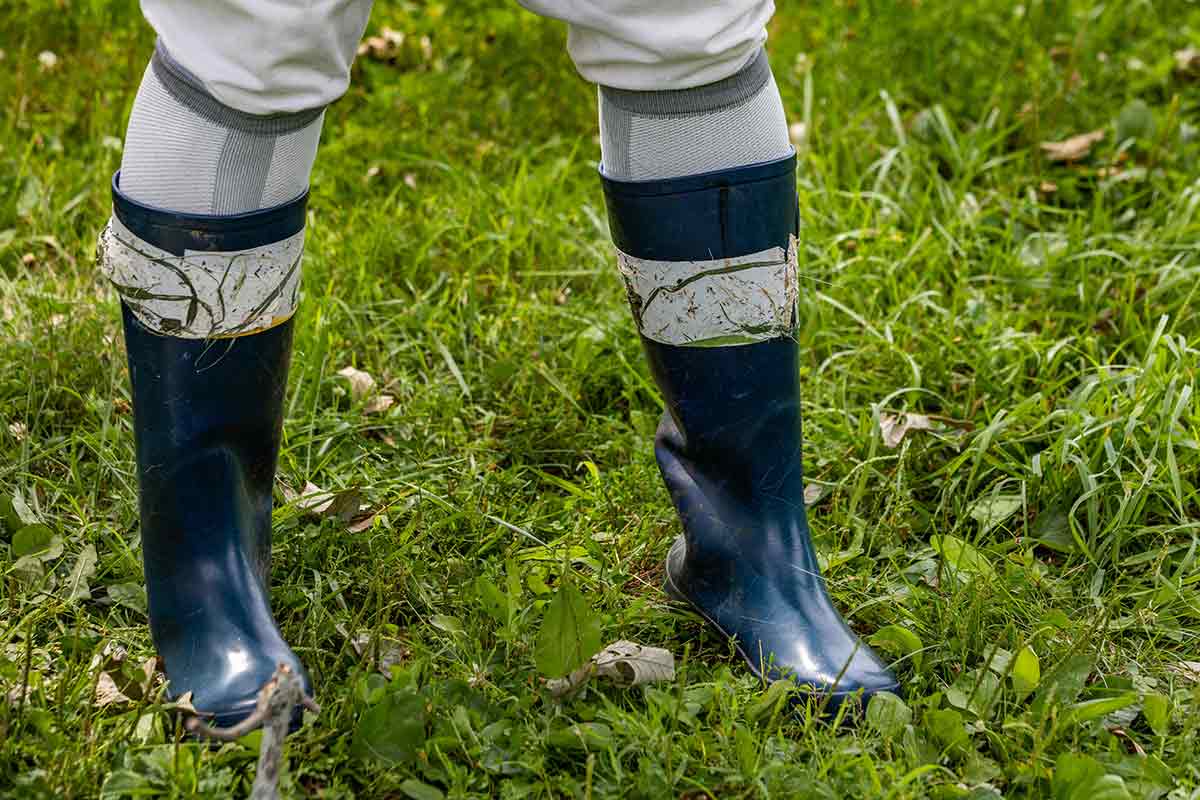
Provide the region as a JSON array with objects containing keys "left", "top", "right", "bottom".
[
  {"left": 119, "top": 43, "right": 323, "bottom": 215},
  {"left": 599, "top": 48, "right": 791, "bottom": 181}
]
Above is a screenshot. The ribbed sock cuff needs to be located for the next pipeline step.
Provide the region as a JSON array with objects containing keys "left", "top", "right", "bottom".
[
  {"left": 118, "top": 45, "right": 324, "bottom": 215},
  {"left": 598, "top": 48, "right": 791, "bottom": 181}
]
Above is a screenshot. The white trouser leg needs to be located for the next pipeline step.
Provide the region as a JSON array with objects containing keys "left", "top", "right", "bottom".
[
  {"left": 516, "top": 0, "right": 774, "bottom": 90},
  {"left": 140, "top": 0, "right": 375, "bottom": 115}
]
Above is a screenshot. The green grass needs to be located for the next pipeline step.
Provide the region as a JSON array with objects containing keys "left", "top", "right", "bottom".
[{"left": 2, "top": 0, "right": 1200, "bottom": 797}]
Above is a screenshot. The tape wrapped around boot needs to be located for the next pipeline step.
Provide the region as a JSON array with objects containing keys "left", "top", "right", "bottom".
[
  {"left": 599, "top": 152, "right": 800, "bottom": 348},
  {"left": 98, "top": 173, "right": 305, "bottom": 339},
  {"left": 616, "top": 235, "right": 798, "bottom": 346}
]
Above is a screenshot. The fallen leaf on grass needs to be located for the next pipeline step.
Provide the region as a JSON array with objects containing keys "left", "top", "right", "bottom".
[
  {"left": 347, "top": 512, "right": 378, "bottom": 533},
  {"left": 803, "top": 483, "right": 827, "bottom": 507},
  {"left": 282, "top": 481, "right": 333, "bottom": 514},
  {"left": 1174, "top": 47, "right": 1200, "bottom": 77},
  {"left": 94, "top": 645, "right": 158, "bottom": 708},
  {"left": 788, "top": 121, "right": 807, "bottom": 147},
  {"left": 6, "top": 684, "right": 32, "bottom": 706},
  {"left": 1040, "top": 129, "right": 1105, "bottom": 162},
  {"left": 1167, "top": 661, "right": 1200, "bottom": 683},
  {"left": 282, "top": 481, "right": 374, "bottom": 528},
  {"left": 338, "top": 625, "right": 410, "bottom": 675},
  {"left": 95, "top": 671, "right": 134, "bottom": 707},
  {"left": 879, "top": 412, "right": 937, "bottom": 448},
  {"left": 364, "top": 394, "right": 395, "bottom": 415},
  {"left": 337, "top": 366, "right": 375, "bottom": 398},
  {"left": 357, "top": 27, "right": 406, "bottom": 60},
  {"left": 324, "top": 487, "right": 365, "bottom": 523},
  {"left": 547, "top": 640, "right": 675, "bottom": 698}
]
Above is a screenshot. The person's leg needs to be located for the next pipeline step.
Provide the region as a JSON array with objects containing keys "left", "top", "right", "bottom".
[
  {"left": 519, "top": 0, "right": 899, "bottom": 709},
  {"left": 98, "top": 0, "right": 372, "bottom": 726}
]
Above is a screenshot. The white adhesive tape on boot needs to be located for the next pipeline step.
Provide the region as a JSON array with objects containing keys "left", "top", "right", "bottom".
[
  {"left": 617, "top": 235, "right": 799, "bottom": 346},
  {"left": 98, "top": 215, "right": 303, "bottom": 338}
]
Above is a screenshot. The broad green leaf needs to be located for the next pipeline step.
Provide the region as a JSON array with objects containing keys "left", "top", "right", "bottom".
[
  {"left": 64, "top": 544, "right": 98, "bottom": 602},
  {"left": 100, "top": 769, "right": 160, "bottom": 799},
  {"left": 1038, "top": 609, "right": 1072, "bottom": 630},
  {"left": 866, "top": 691, "right": 911, "bottom": 738},
  {"left": 1011, "top": 645, "right": 1040, "bottom": 697},
  {"left": 967, "top": 493, "right": 1022, "bottom": 533},
  {"left": 430, "top": 615, "right": 464, "bottom": 635},
  {"left": 1116, "top": 99, "right": 1155, "bottom": 143},
  {"left": 475, "top": 576, "right": 509, "bottom": 625},
  {"left": 868, "top": 625, "right": 923, "bottom": 671},
  {"left": 12, "top": 525, "right": 61, "bottom": 561},
  {"left": 505, "top": 558, "right": 523, "bottom": 606},
  {"left": 945, "top": 668, "right": 1000, "bottom": 718},
  {"left": 9, "top": 490, "right": 40, "bottom": 527},
  {"left": 546, "top": 722, "right": 612, "bottom": 751},
  {"left": 1032, "top": 654, "right": 1093, "bottom": 718},
  {"left": 1061, "top": 692, "right": 1137, "bottom": 726},
  {"left": 1032, "top": 503, "right": 1076, "bottom": 553},
  {"left": 1053, "top": 753, "right": 1132, "bottom": 800},
  {"left": 351, "top": 689, "right": 427, "bottom": 764},
  {"left": 16, "top": 176, "right": 42, "bottom": 218},
  {"left": 107, "top": 582, "right": 148, "bottom": 617},
  {"left": 924, "top": 707, "right": 970, "bottom": 756},
  {"left": 745, "top": 679, "right": 795, "bottom": 724},
  {"left": 930, "top": 534, "right": 996, "bottom": 581},
  {"left": 735, "top": 724, "right": 758, "bottom": 775},
  {"left": 0, "top": 496, "right": 21, "bottom": 535},
  {"left": 534, "top": 580, "right": 602, "bottom": 678},
  {"left": 1141, "top": 692, "right": 1170, "bottom": 736},
  {"left": 400, "top": 779, "right": 445, "bottom": 800}
]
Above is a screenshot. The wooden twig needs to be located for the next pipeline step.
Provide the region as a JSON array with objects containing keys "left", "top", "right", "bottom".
[{"left": 184, "top": 664, "right": 319, "bottom": 800}]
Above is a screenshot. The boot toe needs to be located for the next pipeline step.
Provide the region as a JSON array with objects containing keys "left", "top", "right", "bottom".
[{"left": 167, "top": 638, "right": 312, "bottom": 730}]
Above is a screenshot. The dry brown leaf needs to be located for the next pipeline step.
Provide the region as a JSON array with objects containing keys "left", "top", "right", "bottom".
[
  {"left": 6, "top": 684, "right": 32, "bottom": 706},
  {"left": 286, "top": 481, "right": 372, "bottom": 528},
  {"left": 347, "top": 512, "right": 377, "bottom": 533},
  {"left": 339, "top": 625, "right": 409, "bottom": 675},
  {"left": 547, "top": 640, "right": 675, "bottom": 698},
  {"left": 879, "top": 412, "right": 937, "bottom": 448},
  {"left": 357, "top": 27, "right": 405, "bottom": 60},
  {"left": 803, "top": 483, "right": 827, "bottom": 507},
  {"left": 1040, "top": 129, "right": 1105, "bottom": 162},
  {"left": 788, "top": 121, "right": 807, "bottom": 147},
  {"left": 337, "top": 366, "right": 375, "bottom": 398},
  {"left": 95, "top": 651, "right": 158, "bottom": 709},
  {"left": 1168, "top": 660, "right": 1200, "bottom": 683},
  {"left": 293, "top": 481, "right": 335, "bottom": 515},
  {"left": 95, "top": 671, "right": 133, "bottom": 707},
  {"left": 364, "top": 394, "right": 395, "bottom": 415},
  {"left": 170, "top": 691, "right": 197, "bottom": 714},
  {"left": 1174, "top": 47, "right": 1200, "bottom": 77}
]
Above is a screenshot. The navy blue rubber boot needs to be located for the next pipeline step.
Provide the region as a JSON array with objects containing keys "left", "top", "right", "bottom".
[
  {"left": 601, "top": 154, "right": 899, "bottom": 711},
  {"left": 112, "top": 181, "right": 311, "bottom": 728}
]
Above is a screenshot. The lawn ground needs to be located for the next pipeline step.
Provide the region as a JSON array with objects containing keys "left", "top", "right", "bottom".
[{"left": 1, "top": 1, "right": 1199, "bottom": 797}]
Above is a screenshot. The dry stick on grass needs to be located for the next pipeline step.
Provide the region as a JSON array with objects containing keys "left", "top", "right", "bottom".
[{"left": 184, "top": 664, "right": 320, "bottom": 800}]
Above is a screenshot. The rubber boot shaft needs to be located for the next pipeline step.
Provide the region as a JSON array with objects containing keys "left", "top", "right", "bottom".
[
  {"left": 114, "top": 175, "right": 311, "bottom": 726},
  {"left": 601, "top": 154, "right": 898, "bottom": 709}
]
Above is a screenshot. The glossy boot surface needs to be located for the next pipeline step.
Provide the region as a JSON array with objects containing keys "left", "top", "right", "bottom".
[
  {"left": 601, "top": 154, "right": 898, "bottom": 709},
  {"left": 114, "top": 180, "right": 310, "bottom": 727}
]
